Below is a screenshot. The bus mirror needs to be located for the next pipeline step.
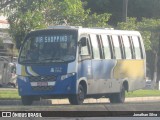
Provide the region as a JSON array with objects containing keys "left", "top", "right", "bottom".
[
  {"left": 80, "top": 38, "right": 87, "bottom": 47},
  {"left": 16, "top": 42, "right": 22, "bottom": 50}
]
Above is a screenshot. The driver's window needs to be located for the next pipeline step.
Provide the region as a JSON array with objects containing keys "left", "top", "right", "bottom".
[
  {"left": 80, "top": 37, "right": 90, "bottom": 55},
  {"left": 20, "top": 39, "right": 31, "bottom": 61}
]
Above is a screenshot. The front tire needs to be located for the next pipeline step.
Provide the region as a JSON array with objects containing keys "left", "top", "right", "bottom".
[
  {"left": 21, "top": 96, "right": 33, "bottom": 105},
  {"left": 68, "top": 84, "right": 85, "bottom": 105},
  {"left": 109, "top": 85, "right": 125, "bottom": 103}
]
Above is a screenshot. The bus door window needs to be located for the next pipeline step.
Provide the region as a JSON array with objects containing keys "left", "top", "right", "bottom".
[
  {"left": 79, "top": 37, "right": 91, "bottom": 61},
  {"left": 101, "top": 35, "right": 111, "bottom": 59},
  {"left": 111, "top": 35, "right": 122, "bottom": 59},
  {"left": 122, "top": 35, "right": 132, "bottom": 59}
]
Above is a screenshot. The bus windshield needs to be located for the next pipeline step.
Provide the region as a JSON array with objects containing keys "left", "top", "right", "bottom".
[{"left": 19, "top": 31, "right": 77, "bottom": 64}]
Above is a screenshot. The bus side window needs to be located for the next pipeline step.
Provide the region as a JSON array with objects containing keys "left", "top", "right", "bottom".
[
  {"left": 111, "top": 35, "right": 122, "bottom": 59},
  {"left": 128, "top": 36, "right": 135, "bottom": 59},
  {"left": 96, "top": 35, "right": 103, "bottom": 59},
  {"left": 107, "top": 35, "right": 115, "bottom": 59},
  {"left": 118, "top": 36, "right": 125, "bottom": 59},
  {"left": 122, "top": 35, "right": 132, "bottom": 59},
  {"left": 132, "top": 36, "right": 142, "bottom": 59},
  {"left": 90, "top": 34, "right": 100, "bottom": 59},
  {"left": 101, "top": 35, "right": 111, "bottom": 59}
]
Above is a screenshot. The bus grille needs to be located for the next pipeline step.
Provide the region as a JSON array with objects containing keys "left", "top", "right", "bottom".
[
  {"left": 32, "top": 86, "right": 53, "bottom": 91},
  {"left": 28, "top": 75, "right": 56, "bottom": 82},
  {"left": 28, "top": 75, "right": 56, "bottom": 91}
]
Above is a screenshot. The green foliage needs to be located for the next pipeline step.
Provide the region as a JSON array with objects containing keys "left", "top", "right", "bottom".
[
  {"left": 8, "top": 10, "right": 45, "bottom": 49},
  {"left": 138, "top": 18, "right": 160, "bottom": 31},
  {"left": 117, "top": 17, "right": 160, "bottom": 51},
  {"left": 43, "top": 0, "right": 90, "bottom": 26},
  {"left": 117, "top": 18, "right": 138, "bottom": 30},
  {"left": 4, "top": 0, "right": 47, "bottom": 49},
  {"left": 1, "top": 0, "right": 111, "bottom": 49},
  {"left": 140, "top": 31, "right": 152, "bottom": 50},
  {"left": 138, "top": 18, "right": 160, "bottom": 51},
  {"left": 84, "top": 13, "right": 111, "bottom": 27},
  {"left": 84, "top": 0, "right": 160, "bottom": 25}
]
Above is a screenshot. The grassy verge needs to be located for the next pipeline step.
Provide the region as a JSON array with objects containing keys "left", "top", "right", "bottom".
[
  {"left": 0, "top": 89, "right": 160, "bottom": 100},
  {"left": 0, "top": 89, "right": 20, "bottom": 100},
  {"left": 126, "top": 90, "right": 160, "bottom": 97}
]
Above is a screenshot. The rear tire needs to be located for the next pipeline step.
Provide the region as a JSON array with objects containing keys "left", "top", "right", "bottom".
[
  {"left": 109, "top": 85, "right": 125, "bottom": 103},
  {"left": 21, "top": 96, "right": 33, "bottom": 105},
  {"left": 68, "top": 84, "right": 85, "bottom": 105}
]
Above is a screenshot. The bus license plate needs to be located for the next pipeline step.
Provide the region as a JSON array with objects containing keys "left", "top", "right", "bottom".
[{"left": 37, "top": 82, "right": 48, "bottom": 86}]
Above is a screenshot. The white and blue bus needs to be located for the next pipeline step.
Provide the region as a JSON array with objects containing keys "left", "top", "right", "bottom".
[{"left": 17, "top": 26, "right": 146, "bottom": 105}]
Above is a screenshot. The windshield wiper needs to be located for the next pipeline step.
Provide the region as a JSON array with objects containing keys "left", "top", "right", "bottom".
[
  {"left": 21, "top": 59, "right": 35, "bottom": 63},
  {"left": 39, "top": 57, "right": 65, "bottom": 62}
]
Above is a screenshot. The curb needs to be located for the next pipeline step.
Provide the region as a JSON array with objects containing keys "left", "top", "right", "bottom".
[{"left": 51, "top": 97, "right": 160, "bottom": 104}]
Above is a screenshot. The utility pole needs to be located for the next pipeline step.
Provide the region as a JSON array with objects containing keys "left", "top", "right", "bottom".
[{"left": 122, "top": 0, "right": 128, "bottom": 22}]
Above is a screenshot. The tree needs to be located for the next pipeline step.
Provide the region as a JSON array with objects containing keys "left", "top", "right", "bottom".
[
  {"left": 138, "top": 18, "right": 160, "bottom": 85},
  {"left": 43, "top": 0, "right": 111, "bottom": 27},
  {"left": 84, "top": 0, "right": 160, "bottom": 26},
  {"left": 4, "top": 0, "right": 46, "bottom": 49},
  {"left": 0, "top": 0, "right": 15, "bottom": 10},
  {"left": 0, "top": 0, "right": 111, "bottom": 49}
]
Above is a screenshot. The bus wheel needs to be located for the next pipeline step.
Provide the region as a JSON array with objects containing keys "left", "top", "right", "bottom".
[
  {"left": 21, "top": 96, "right": 33, "bottom": 105},
  {"left": 68, "top": 84, "right": 85, "bottom": 105},
  {"left": 109, "top": 85, "right": 125, "bottom": 103}
]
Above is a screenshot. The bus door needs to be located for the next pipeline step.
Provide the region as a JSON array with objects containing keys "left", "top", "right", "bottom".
[{"left": 78, "top": 35, "right": 93, "bottom": 93}]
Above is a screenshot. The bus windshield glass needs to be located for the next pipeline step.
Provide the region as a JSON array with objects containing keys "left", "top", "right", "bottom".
[{"left": 19, "top": 30, "right": 77, "bottom": 64}]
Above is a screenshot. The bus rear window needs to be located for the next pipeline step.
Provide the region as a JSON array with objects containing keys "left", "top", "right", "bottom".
[{"left": 132, "top": 36, "right": 142, "bottom": 59}]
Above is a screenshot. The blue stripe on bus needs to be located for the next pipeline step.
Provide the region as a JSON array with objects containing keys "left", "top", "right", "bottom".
[{"left": 78, "top": 59, "right": 116, "bottom": 80}]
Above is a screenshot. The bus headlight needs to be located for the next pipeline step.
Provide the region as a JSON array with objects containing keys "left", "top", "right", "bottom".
[
  {"left": 17, "top": 76, "right": 27, "bottom": 82},
  {"left": 61, "top": 73, "right": 75, "bottom": 81}
]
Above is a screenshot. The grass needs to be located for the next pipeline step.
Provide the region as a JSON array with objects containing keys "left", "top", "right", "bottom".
[
  {"left": 126, "top": 89, "right": 160, "bottom": 97},
  {"left": 0, "top": 89, "right": 21, "bottom": 100},
  {"left": 0, "top": 89, "right": 160, "bottom": 100}
]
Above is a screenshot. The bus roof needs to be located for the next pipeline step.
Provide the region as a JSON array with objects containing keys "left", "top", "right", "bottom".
[
  {"left": 47, "top": 25, "right": 141, "bottom": 36},
  {"left": 30, "top": 25, "right": 141, "bottom": 36}
]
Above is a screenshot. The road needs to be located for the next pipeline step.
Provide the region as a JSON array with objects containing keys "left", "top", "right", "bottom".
[
  {"left": 0, "top": 101, "right": 160, "bottom": 119},
  {"left": 0, "top": 88, "right": 160, "bottom": 119},
  {"left": 1, "top": 101, "right": 160, "bottom": 111}
]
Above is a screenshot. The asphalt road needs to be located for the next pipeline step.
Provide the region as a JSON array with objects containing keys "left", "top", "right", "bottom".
[
  {"left": 0, "top": 102, "right": 160, "bottom": 119},
  {"left": 0, "top": 88, "right": 160, "bottom": 119},
  {"left": 1, "top": 101, "right": 160, "bottom": 111}
]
